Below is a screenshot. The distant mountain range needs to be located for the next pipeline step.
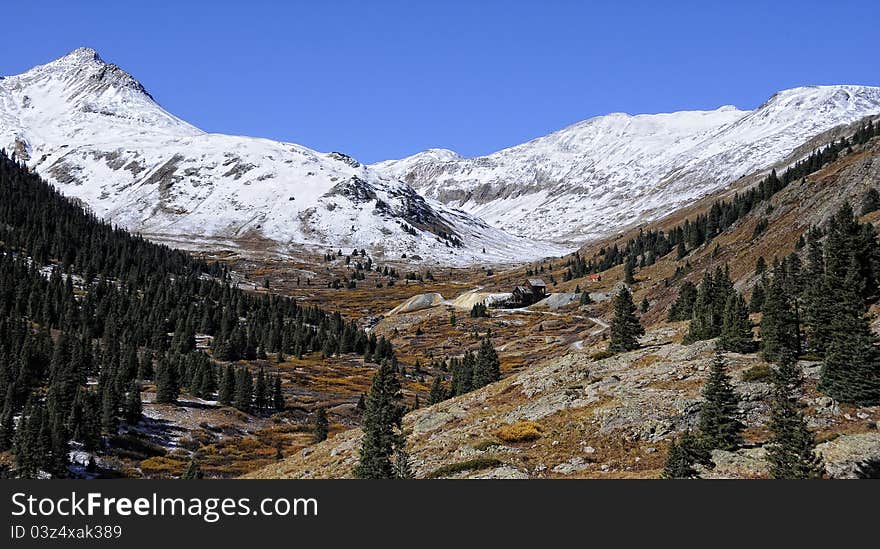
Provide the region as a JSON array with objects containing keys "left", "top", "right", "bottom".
[
  {"left": 3, "top": 48, "right": 879, "bottom": 261},
  {"left": 0, "top": 48, "right": 558, "bottom": 264},
  {"left": 374, "top": 85, "right": 880, "bottom": 242}
]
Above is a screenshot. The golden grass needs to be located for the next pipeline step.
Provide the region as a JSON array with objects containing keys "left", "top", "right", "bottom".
[{"left": 496, "top": 421, "right": 544, "bottom": 443}]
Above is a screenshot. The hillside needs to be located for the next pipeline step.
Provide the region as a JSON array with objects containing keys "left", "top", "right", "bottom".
[
  {"left": 0, "top": 48, "right": 559, "bottom": 265},
  {"left": 374, "top": 85, "right": 880, "bottom": 243},
  {"left": 251, "top": 122, "right": 880, "bottom": 479},
  {"left": 249, "top": 329, "right": 879, "bottom": 479}
]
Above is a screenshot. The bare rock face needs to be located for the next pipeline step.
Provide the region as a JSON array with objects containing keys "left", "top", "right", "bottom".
[{"left": 818, "top": 432, "right": 880, "bottom": 479}]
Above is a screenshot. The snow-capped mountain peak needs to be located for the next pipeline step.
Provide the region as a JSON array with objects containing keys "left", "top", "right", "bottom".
[
  {"left": 0, "top": 49, "right": 560, "bottom": 264},
  {"left": 373, "top": 84, "right": 880, "bottom": 243}
]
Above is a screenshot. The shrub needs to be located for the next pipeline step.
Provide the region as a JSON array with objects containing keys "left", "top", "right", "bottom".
[
  {"left": 496, "top": 421, "right": 543, "bottom": 443},
  {"left": 591, "top": 349, "right": 615, "bottom": 361},
  {"left": 139, "top": 456, "right": 187, "bottom": 478},
  {"left": 471, "top": 439, "right": 501, "bottom": 451},
  {"left": 426, "top": 458, "right": 503, "bottom": 479},
  {"left": 741, "top": 364, "right": 772, "bottom": 382}
]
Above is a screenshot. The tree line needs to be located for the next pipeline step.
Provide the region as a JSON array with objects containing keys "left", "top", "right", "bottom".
[
  {"left": 564, "top": 119, "right": 879, "bottom": 282},
  {"left": 0, "top": 150, "right": 387, "bottom": 477}
]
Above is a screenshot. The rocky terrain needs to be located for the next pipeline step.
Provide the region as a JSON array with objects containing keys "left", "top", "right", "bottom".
[
  {"left": 249, "top": 325, "right": 879, "bottom": 479},
  {"left": 249, "top": 118, "right": 880, "bottom": 480}
]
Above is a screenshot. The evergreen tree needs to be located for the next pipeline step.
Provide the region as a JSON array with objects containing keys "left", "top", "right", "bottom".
[
  {"left": 662, "top": 437, "right": 698, "bottom": 479},
  {"left": 354, "top": 362, "right": 406, "bottom": 479},
  {"left": 427, "top": 377, "right": 447, "bottom": 405},
  {"left": 608, "top": 286, "right": 644, "bottom": 353},
  {"left": 684, "top": 268, "right": 735, "bottom": 343},
  {"left": 755, "top": 256, "right": 766, "bottom": 275},
  {"left": 124, "top": 380, "right": 142, "bottom": 425},
  {"left": 640, "top": 297, "right": 649, "bottom": 314},
  {"left": 667, "top": 281, "right": 697, "bottom": 321},
  {"left": 818, "top": 271, "right": 880, "bottom": 405},
  {"left": 313, "top": 407, "right": 329, "bottom": 443},
  {"left": 219, "top": 365, "right": 235, "bottom": 405},
  {"left": 473, "top": 337, "right": 501, "bottom": 388},
  {"left": 254, "top": 367, "right": 268, "bottom": 414},
  {"left": 155, "top": 355, "right": 179, "bottom": 404},
  {"left": 273, "top": 375, "right": 284, "bottom": 411},
  {"left": 233, "top": 367, "right": 253, "bottom": 413},
  {"left": 759, "top": 273, "right": 799, "bottom": 362},
  {"left": 697, "top": 351, "right": 743, "bottom": 451},
  {"left": 580, "top": 291, "right": 593, "bottom": 305},
  {"left": 766, "top": 351, "right": 825, "bottom": 479},
  {"left": 624, "top": 255, "right": 636, "bottom": 284},
  {"left": 676, "top": 241, "right": 687, "bottom": 260},
  {"left": 718, "top": 292, "right": 754, "bottom": 353},
  {"left": 662, "top": 431, "right": 711, "bottom": 479},
  {"left": 748, "top": 282, "right": 766, "bottom": 314}
]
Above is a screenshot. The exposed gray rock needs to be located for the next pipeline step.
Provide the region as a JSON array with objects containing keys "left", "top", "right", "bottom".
[{"left": 818, "top": 432, "right": 880, "bottom": 479}]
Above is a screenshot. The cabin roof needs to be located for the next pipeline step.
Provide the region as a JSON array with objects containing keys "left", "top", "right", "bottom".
[{"left": 527, "top": 278, "right": 546, "bottom": 287}]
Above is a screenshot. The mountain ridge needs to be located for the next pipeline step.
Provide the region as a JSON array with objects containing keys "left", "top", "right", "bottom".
[
  {"left": 373, "top": 84, "right": 880, "bottom": 243},
  {"left": 0, "top": 48, "right": 562, "bottom": 264}
]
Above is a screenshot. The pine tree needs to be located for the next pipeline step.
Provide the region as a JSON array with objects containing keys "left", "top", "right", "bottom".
[
  {"left": 755, "top": 256, "right": 766, "bottom": 275},
  {"left": 685, "top": 272, "right": 717, "bottom": 342},
  {"left": 748, "top": 283, "right": 766, "bottom": 314},
  {"left": 273, "top": 375, "right": 284, "bottom": 411},
  {"left": 100, "top": 381, "right": 119, "bottom": 434},
  {"left": 759, "top": 273, "right": 799, "bottom": 362},
  {"left": 697, "top": 351, "right": 743, "bottom": 451},
  {"left": 624, "top": 255, "right": 636, "bottom": 284},
  {"left": 473, "top": 337, "right": 501, "bottom": 388},
  {"left": 155, "top": 355, "right": 179, "bottom": 404},
  {"left": 254, "top": 367, "right": 268, "bottom": 414},
  {"left": 427, "top": 377, "right": 447, "bottom": 405},
  {"left": 676, "top": 241, "right": 687, "bottom": 260},
  {"left": 667, "top": 281, "right": 697, "bottom": 321},
  {"left": 219, "top": 365, "right": 235, "bottom": 405},
  {"left": 662, "top": 431, "right": 711, "bottom": 479},
  {"left": 124, "top": 380, "right": 142, "bottom": 425},
  {"left": 313, "top": 407, "right": 329, "bottom": 443},
  {"left": 818, "top": 271, "right": 880, "bottom": 405},
  {"left": 233, "top": 367, "right": 253, "bottom": 413},
  {"left": 640, "top": 298, "right": 649, "bottom": 314},
  {"left": 718, "top": 292, "right": 754, "bottom": 353},
  {"left": 354, "top": 362, "right": 406, "bottom": 479},
  {"left": 580, "top": 291, "right": 593, "bottom": 305},
  {"left": 662, "top": 438, "right": 698, "bottom": 479},
  {"left": 608, "top": 286, "right": 644, "bottom": 353},
  {"left": 766, "top": 352, "right": 825, "bottom": 479}
]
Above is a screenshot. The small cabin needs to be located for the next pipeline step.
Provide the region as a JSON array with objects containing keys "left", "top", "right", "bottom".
[
  {"left": 526, "top": 278, "right": 547, "bottom": 298},
  {"left": 589, "top": 274, "right": 602, "bottom": 282},
  {"left": 511, "top": 278, "right": 547, "bottom": 306}
]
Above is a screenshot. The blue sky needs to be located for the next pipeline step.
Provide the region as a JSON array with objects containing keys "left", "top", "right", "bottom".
[{"left": 2, "top": 1, "right": 878, "bottom": 163}]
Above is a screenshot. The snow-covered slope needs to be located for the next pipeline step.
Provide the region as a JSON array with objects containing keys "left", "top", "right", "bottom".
[
  {"left": 0, "top": 48, "right": 563, "bottom": 264},
  {"left": 375, "top": 85, "right": 880, "bottom": 242}
]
